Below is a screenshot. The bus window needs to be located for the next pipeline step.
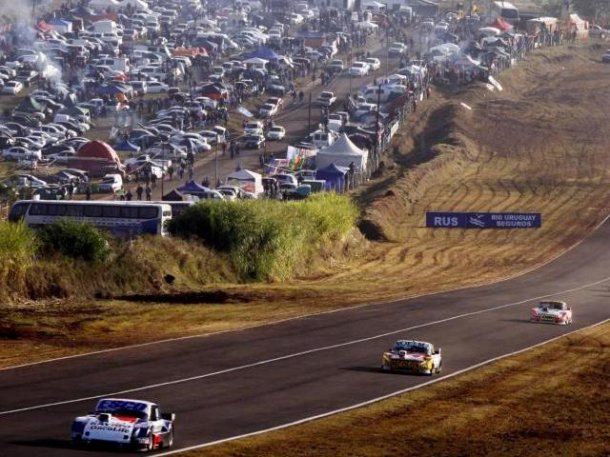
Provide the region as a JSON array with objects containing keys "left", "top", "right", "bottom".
[
  {"left": 102, "top": 205, "right": 121, "bottom": 218},
  {"left": 65, "top": 204, "right": 84, "bottom": 217},
  {"left": 139, "top": 206, "right": 158, "bottom": 219},
  {"left": 120, "top": 206, "right": 139, "bottom": 218},
  {"left": 84, "top": 205, "right": 103, "bottom": 217},
  {"left": 30, "top": 203, "right": 46, "bottom": 216},
  {"left": 8, "top": 202, "right": 29, "bottom": 221}
]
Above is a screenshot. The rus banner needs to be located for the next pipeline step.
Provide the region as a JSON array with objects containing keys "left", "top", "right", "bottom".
[{"left": 426, "top": 212, "right": 542, "bottom": 229}]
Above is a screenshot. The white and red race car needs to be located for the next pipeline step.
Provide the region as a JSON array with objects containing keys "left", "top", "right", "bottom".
[
  {"left": 530, "top": 300, "right": 573, "bottom": 325},
  {"left": 381, "top": 340, "right": 442, "bottom": 375},
  {"left": 71, "top": 398, "right": 175, "bottom": 451}
]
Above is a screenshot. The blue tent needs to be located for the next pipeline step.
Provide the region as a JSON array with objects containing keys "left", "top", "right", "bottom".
[
  {"left": 176, "top": 181, "right": 210, "bottom": 196},
  {"left": 315, "top": 163, "right": 348, "bottom": 191},
  {"left": 244, "top": 47, "right": 281, "bottom": 61},
  {"left": 114, "top": 139, "right": 140, "bottom": 153}
]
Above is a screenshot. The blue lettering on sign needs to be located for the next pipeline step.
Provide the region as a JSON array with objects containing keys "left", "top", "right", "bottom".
[{"left": 426, "top": 212, "right": 541, "bottom": 229}]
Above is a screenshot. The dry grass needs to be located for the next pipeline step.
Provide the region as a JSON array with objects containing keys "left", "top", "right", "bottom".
[
  {"left": 180, "top": 321, "right": 610, "bottom": 457},
  {"left": 0, "top": 45, "right": 609, "bottom": 367}
]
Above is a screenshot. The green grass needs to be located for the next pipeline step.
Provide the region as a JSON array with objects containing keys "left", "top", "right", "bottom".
[{"left": 170, "top": 193, "right": 359, "bottom": 281}]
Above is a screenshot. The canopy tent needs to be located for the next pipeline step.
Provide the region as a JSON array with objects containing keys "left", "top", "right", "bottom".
[
  {"left": 162, "top": 189, "right": 185, "bottom": 201},
  {"left": 226, "top": 169, "right": 264, "bottom": 196},
  {"left": 244, "top": 46, "right": 281, "bottom": 61},
  {"left": 68, "top": 140, "right": 124, "bottom": 178},
  {"left": 315, "top": 134, "right": 368, "bottom": 173},
  {"left": 243, "top": 57, "right": 269, "bottom": 66},
  {"left": 176, "top": 181, "right": 210, "bottom": 196},
  {"left": 315, "top": 163, "right": 349, "bottom": 191},
  {"left": 114, "top": 139, "right": 141, "bottom": 153}
]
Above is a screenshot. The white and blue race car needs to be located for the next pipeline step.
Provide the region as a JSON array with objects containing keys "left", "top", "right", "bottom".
[{"left": 71, "top": 398, "right": 175, "bottom": 451}]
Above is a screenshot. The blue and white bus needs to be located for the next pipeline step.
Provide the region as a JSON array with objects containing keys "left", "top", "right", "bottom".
[{"left": 8, "top": 200, "right": 172, "bottom": 237}]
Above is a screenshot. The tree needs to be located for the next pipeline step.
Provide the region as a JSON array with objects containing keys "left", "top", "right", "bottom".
[{"left": 570, "top": 0, "right": 610, "bottom": 21}]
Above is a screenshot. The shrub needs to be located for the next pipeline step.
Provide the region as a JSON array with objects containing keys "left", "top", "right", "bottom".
[
  {"left": 0, "top": 221, "right": 38, "bottom": 287},
  {"left": 38, "top": 220, "right": 110, "bottom": 263},
  {"left": 169, "top": 195, "right": 359, "bottom": 281}
]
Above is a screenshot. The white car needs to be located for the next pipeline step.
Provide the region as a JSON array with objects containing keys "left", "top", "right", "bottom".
[
  {"left": 316, "top": 91, "right": 336, "bottom": 107},
  {"left": 47, "top": 150, "right": 75, "bottom": 164},
  {"left": 98, "top": 173, "right": 123, "bottom": 193},
  {"left": 388, "top": 42, "right": 407, "bottom": 57},
  {"left": 365, "top": 57, "right": 381, "bottom": 71},
  {"left": 2, "top": 80, "right": 24, "bottom": 95},
  {"left": 381, "top": 340, "right": 442, "bottom": 375},
  {"left": 243, "top": 121, "right": 264, "bottom": 136},
  {"left": 348, "top": 61, "right": 370, "bottom": 76},
  {"left": 259, "top": 102, "right": 279, "bottom": 118},
  {"left": 530, "top": 300, "right": 573, "bottom": 325},
  {"left": 146, "top": 81, "right": 169, "bottom": 94},
  {"left": 266, "top": 125, "right": 286, "bottom": 140},
  {"left": 289, "top": 13, "right": 304, "bottom": 25},
  {"left": 71, "top": 398, "right": 175, "bottom": 451},
  {"left": 2, "top": 146, "right": 42, "bottom": 161}
]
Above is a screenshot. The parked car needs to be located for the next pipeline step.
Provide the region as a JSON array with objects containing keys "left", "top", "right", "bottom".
[
  {"left": 589, "top": 24, "right": 609, "bottom": 39},
  {"left": 147, "top": 81, "right": 169, "bottom": 93},
  {"left": 266, "top": 125, "right": 286, "bottom": 140},
  {"left": 98, "top": 173, "right": 123, "bottom": 193},
  {"left": 242, "top": 134, "right": 265, "bottom": 149},
  {"left": 259, "top": 103, "right": 279, "bottom": 118},
  {"left": 316, "top": 91, "right": 336, "bottom": 107},
  {"left": 327, "top": 59, "right": 344, "bottom": 73},
  {"left": 243, "top": 121, "right": 264, "bottom": 136},
  {"left": 349, "top": 61, "right": 370, "bottom": 76},
  {"left": 388, "top": 42, "right": 407, "bottom": 57},
  {"left": 2, "top": 80, "right": 24, "bottom": 95},
  {"left": 2, "top": 146, "right": 42, "bottom": 161},
  {"left": 365, "top": 57, "right": 381, "bottom": 71}
]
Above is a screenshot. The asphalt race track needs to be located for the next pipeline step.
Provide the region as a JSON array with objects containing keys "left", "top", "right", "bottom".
[{"left": 1, "top": 217, "right": 609, "bottom": 456}]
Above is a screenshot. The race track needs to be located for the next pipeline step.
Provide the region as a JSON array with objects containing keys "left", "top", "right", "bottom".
[{"left": 0, "top": 216, "right": 608, "bottom": 456}]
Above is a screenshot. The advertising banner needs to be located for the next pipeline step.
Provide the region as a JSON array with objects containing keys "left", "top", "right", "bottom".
[{"left": 426, "top": 212, "right": 541, "bottom": 229}]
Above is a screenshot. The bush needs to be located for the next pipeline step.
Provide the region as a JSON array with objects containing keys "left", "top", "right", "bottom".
[
  {"left": 38, "top": 220, "right": 110, "bottom": 263},
  {"left": 0, "top": 221, "right": 38, "bottom": 287},
  {"left": 169, "top": 194, "right": 359, "bottom": 281}
]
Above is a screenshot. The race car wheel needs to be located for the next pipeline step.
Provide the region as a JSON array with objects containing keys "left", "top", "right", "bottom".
[
  {"left": 436, "top": 362, "right": 443, "bottom": 374},
  {"left": 163, "top": 428, "right": 174, "bottom": 449},
  {"left": 146, "top": 432, "right": 154, "bottom": 451}
]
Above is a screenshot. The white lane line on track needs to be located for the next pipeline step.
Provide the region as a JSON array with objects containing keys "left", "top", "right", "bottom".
[
  {"left": 3, "top": 213, "right": 608, "bottom": 374},
  {"left": 153, "top": 317, "right": 610, "bottom": 456},
  {"left": 1, "top": 276, "right": 608, "bottom": 417}
]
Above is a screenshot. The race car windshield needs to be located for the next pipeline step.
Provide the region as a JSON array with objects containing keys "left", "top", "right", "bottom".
[{"left": 394, "top": 342, "right": 429, "bottom": 353}]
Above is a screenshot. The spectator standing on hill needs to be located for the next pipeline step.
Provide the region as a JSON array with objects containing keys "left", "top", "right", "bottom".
[
  {"left": 145, "top": 185, "right": 152, "bottom": 201},
  {"left": 136, "top": 184, "right": 143, "bottom": 200}
]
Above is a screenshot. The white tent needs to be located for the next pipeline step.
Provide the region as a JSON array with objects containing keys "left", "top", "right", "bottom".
[
  {"left": 316, "top": 134, "right": 368, "bottom": 173},
  {"left": 226, "top": 169, "right": 264, "bottom": 196}
]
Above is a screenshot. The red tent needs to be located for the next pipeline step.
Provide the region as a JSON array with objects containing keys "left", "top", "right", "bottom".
[
  {"left": 68, "top": 140, "right": 124, "bottom": 178},
  {"left": 492, "top": 17, "right": 513, "bottom": 32}
]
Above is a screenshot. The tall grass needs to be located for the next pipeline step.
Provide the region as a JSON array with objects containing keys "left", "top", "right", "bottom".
[
  {"left": 0, "top": 221, "right": 38, "bottom": 296},
  {"left": 170, "top": 194, "right": 359, "bottom": 281}
]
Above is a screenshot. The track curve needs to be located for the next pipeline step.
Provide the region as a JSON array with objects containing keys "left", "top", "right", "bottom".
[{"left": 0, "top": 217, "right": 609, "bottom": 456}]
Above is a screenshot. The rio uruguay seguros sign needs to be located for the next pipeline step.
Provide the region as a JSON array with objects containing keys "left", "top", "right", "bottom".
[{"left": 426, "top": 212, "right": 542, "bottom": 229}]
